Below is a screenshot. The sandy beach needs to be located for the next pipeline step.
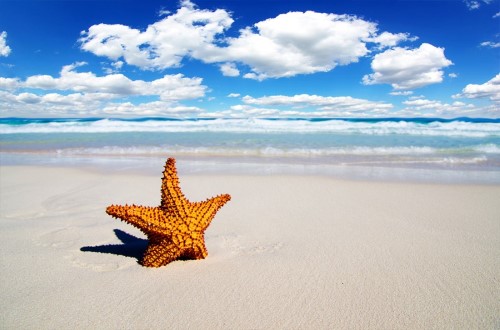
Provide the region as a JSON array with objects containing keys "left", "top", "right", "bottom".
[{"left": 1, "top": 164, "right": 499, "bottom": 329}]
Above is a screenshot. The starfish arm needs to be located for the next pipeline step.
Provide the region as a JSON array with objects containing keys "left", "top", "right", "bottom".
[
  {"left": 140, "top": 237, "right": 182, "bottom": 267},
  {"left": 106, "top": 204, "right": 173, "bottom": 237},
  {"left": 160, "top": 158, "right": 190, "bottom": 217},
  {"left": 192, "top": 194, "right": 231, "bottom": 231}
]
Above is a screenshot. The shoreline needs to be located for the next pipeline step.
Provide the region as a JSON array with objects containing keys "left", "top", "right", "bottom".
[
  {"left": 1, "top": 164, "right": 499, "bottom": 328},
  {"left": 2, "top": 153, "right": 500, "bottom": 185},
  {"left": 2, "top": 116, "right": 499, "bottom": 186}
]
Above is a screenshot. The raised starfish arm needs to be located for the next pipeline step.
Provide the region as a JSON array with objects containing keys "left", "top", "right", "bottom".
[{"left": 160, "top": 158, "right": 190, "bottom": 217}]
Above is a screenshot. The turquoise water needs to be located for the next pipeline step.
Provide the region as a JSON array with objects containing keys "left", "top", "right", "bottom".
[{"left": 1, "top": 117, "right": 499, "bottom": 182}]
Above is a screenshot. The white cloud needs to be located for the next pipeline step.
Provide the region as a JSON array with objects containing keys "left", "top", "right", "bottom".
[
  {"left": 242, "top": 94, "right": 393, "bottom": 114},
  {"left": 79, "top": 1, "right": 233, "bottom": 70},
  {"left": 362, "top": 43, "right": 453, "bottom": 90},
  {"left": 158, "top": 9, "right": 171, "bottom": 16},
  {"left": 242, "top": 72, "right": 262, "bottom": 81},
  {"left": 80, "top": 0, "right": 414, "bottom": 80},
  {"left": 229, "top": 104, "right": 281, "bottom": 117},
  {"left": 101, "top": 101, "right": 203, "bottom": 116},
  {"left": 24, "top": 62, "right": 207, "bottom": 101},
  {"left": 494, "top": 12, "right": 500, "bottom": 18},
  {"left": 0, "top": 77, "right": 20, "bottom": 90},
  {"left": 464, "top": 0, "right": 493, "bottom": 10},
  {"left": 448, "top": 73, "right": 458, "bottom": 78},
  {"left": 403, "top": 98, "right": 450, "bottom": 109},
  {"left": 223, "top": 13, "right": 416, "bottom": 79},
  {"left": 227, "top": 93, "right": 240, "bottom": 98},
  {"left": 465, "top": 0, "right": 481, "bottom": 9},
  {"left": 0, "top": 90, "right": 119, "bottom": 116},
  {"left": 16, "top": 92, "right": 41, "bottom": 104},
  {"left": 0, "top": 62, "right": 209, "bottom": 117},
  {"left": 456, "top": 73, "right": 500, "bottom": 102},
  {"left": 390, "top": 91, "right": 413, "bottom": 96},
  {"left": 219, "top": 62, "right": 240, "bottom": 77},
  {"left": 407, "top": 95, "right": 425, "bottom": 100},
  {"left": 220, "top": 11, "right": 381, "bottom": 79},
  {"left": 15, "top": 92, "right": 115, "bottom": 106},
  {"left": 0, "top": 89, "right": 204, "bottom": 117},
  {"left": 0, "top": 31, "right": 11, "bottom": 57},
  {"left": 103, "top": 61, "right": 124, "bottom": 74},
  {"left": 480, "top": 41, "right": 500, "bottom": 48},
  {"left": 367, "top": 31, "right": 418, "bottom": 49},
  {"left": 398, "top": 97, "right": 496, "bottom": 117}
]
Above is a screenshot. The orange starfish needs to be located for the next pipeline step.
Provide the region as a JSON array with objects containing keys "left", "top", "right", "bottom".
[{"left": 106, "top": 158, "right": 231, "bottom": 267}]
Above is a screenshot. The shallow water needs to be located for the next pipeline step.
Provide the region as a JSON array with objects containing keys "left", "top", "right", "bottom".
[{"left": 1, "top": 117, "right": 499, "bottom": 183}]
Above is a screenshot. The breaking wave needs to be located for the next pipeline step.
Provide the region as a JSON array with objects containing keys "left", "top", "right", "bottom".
[{"left": 1, "top": 117, "right": 499, "bottom": 137}]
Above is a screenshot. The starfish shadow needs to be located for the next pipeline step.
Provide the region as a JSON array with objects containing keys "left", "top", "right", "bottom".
[{"left": 80, "top": 229, "right": 147, "bottom": 261}]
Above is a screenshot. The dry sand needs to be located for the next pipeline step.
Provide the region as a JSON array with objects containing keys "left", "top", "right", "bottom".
[{"left": 1, "top": 165, "right": 499, "bottom": 329}]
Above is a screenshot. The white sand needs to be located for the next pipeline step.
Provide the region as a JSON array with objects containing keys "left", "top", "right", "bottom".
[{"left": 1, "top": 165, "right": 499, "bottom": 329}]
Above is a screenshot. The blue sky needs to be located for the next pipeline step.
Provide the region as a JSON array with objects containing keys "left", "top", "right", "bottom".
[{"left": 0, "top": 0, "right": 498, "bottom": 118}]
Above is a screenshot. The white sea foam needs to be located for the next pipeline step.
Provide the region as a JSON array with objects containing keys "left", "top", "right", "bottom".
[
  {"left": 1, "top": 118, "right": 499, "bottom": 137},
  {"left": 473, "top": 143, "right": 500, "bottom": 153},
  {"left": 2, "top": 118, "right": 499, "bottom": 173},
  {"left": 53, "top": 144, "right": 498, "bottom": 159}
]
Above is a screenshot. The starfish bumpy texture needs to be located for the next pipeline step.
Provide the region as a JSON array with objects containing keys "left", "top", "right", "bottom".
[{"left": 106, "top": 158, "right": 231, "bottom": 268}]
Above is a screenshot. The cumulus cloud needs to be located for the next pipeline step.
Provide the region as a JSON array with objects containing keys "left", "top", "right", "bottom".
[
  {"left": 101, "top": 101, "right": 202, "bottom": 116},
  {"left": 79, "top": 1, "right": 233, "bottom": 70},
  {"left": 367, "top": 31, "right": 418, "bottom": 49},
  {"left": 220, "top": 11, "right": 382, "bottom": 80},
  {"left": 242, "top": 94, "right": 393, "bottom": 114},
  {"left": 456, "top": 73, "right": 500, "bottom": 102},
  {"left": 0, "top": 62, "right": 208, "bottom": 117},
  {"left": 403, "top": 98, "right": 469, "bottom": 110},
  {"left": 24, "top": 62, "right": 207, "bottom": 101},
  {"left": 16, "top": 92, "right": 41, "bottom": 104},
  {"left": 0, "top": 90, "right": 115, "bottom": 117},
  {"left": 103, "top": 61, "right": 124, "bottom": 74},
  {"left": 80, "top": 0, "right": 414, "bottom": 80},
  {"left": 362, "top": 43, "right": 453, "bottom": 90},
  {"left": 398, "top": 97, "right": 495, "bottom": 117},
  {"left": 0, "top": 89, "right": 204, "bottom": 117},
  {"left": 400, "top": 92, "right": 499, "bottom": 117},
  {"left": 229, "top": 104, "right": 281, "bottom": 117},
  {"left": 0, "top": 31, "right": 11, "bottom": 57},
  {"left": 0, "top": 77, "right": 20, "bottom": 90},
  {"left": 219, "top": 62, "right": 240, "bottom": 77}
]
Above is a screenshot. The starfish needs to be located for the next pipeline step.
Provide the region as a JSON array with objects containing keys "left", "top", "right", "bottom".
[{"left": 106, "top": 158, "right": 231, "bottom": 268}]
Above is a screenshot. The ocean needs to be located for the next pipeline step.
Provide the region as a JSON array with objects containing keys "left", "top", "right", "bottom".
[{"left": 1, "top": 117, "right": 499, "bottom": 183}]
